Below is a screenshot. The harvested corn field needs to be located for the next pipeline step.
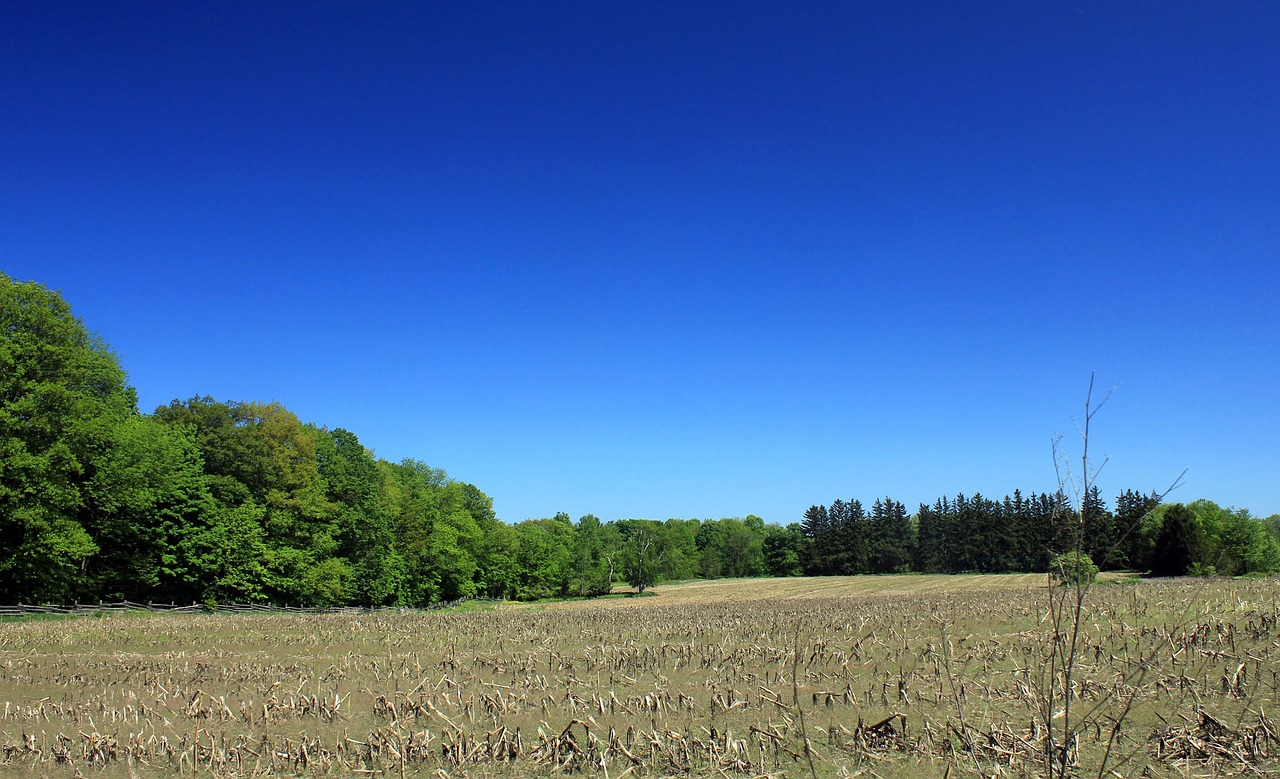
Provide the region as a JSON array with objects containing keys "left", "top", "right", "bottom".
[{"left": 1, "top": 575, "right": 1278, "bottom": 778}]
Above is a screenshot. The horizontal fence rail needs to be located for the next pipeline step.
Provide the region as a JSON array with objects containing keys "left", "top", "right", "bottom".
[{"left": 0, "top": 597, "right": 497, "bottom": 618}]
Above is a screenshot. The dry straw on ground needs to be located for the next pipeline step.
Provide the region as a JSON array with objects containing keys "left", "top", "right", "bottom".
[{"left": 1, "top": 575, "right": 1277, "bottom": 777}]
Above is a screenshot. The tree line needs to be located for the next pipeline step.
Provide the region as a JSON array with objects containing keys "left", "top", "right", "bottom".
[
  {"left": 802, "top": 489, "right": 1280, "bottom": 579},
  {"left": 0, "top": 273, "right": 802, "bottom": 605},
  {"left": 3, "top": 273, "right": 1277, "bottom": 606}
]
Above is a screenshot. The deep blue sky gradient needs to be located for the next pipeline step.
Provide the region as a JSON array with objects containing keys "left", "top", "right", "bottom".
[{"left": 4, "top": 2, "right": 1278, "bottom": 522}]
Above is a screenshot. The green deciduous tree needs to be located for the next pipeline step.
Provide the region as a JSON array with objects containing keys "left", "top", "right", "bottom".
[
  {"left": 569, "top": 514, "right": 615, "bottom": 596},
  {"left": 381, "top": 460, "right": 482, "bottom": 605},
  {"left": 694, "top": 517, "right": 766, "bottom": 579},
  {"left": 1187, "top": 499, "right": 1280, "bottom": 576},
  {"left": 81, "top": 415, "right": 215, "bottom": 601},
  {"left": 1, "top": 275, "right": 526, "bottom": 607},
  {"left": 155, "top": 398, "right": 344, "bottom": 604},
  {"left": 695, "top": 520, "right": 725, "bottom": 578},
  {"left": 316, "top": 427, "right": 401, "bottom": 605},
  {"left": 727, "top": 515, "right": 767, "bottom": 577},
  {"left": 513, "top": 515, "right": 574, "bottom": 600},
  {"left": 1049, "top": 551, "right": 1098, "bottom": 587},
  {"left": 203, "top": 501, "right": 270, "bottom": 603},
  {"left": 0, "top": 274, "right": 138, "bottom": 602},
  {"left": 618, "top": 520, "right": 667, "bottom": 593},
  {"left": 476, "top": 520, "right": 521, "bottom": 600},
  {"left": 659, "top": 519, "right": 699, "bottom": 580},
  {"left": 762, "top": 523, "right": 805, "bottom": 577}
]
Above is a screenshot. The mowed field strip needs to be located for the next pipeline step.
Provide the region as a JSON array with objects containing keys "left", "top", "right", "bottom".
[
  {"left": 1, "top": 575, "right": 1277, "bottom": 778},
  {"left": 591, "top": 573, "right": 1060, "bottom": 604}
]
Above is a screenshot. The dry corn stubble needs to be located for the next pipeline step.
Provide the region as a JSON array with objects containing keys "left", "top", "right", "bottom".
[{"left": 0, "top": 574, "right": 1277, "bottom": 777}]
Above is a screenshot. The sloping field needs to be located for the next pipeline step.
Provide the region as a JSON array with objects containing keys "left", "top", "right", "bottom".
[
  {"left": 0, "top": 575, "right": 1276, "bottom": 778},
  {"left": 614, "top": 573, "right": 1055, "bottom": 603},
  {"left": 508, "top": 573, "right": 1059, "bottom": 613}
]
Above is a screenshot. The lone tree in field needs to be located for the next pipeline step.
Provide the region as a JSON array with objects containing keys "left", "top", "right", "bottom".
[{"left": 621, "top": 521, "right": 664, "bottom": 593}]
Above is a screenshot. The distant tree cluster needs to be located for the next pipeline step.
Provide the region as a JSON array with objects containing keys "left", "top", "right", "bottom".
[
  {"left": 3, "top": 273, "right": 1277, "bottom": 606},
  {"left": 801, "top": 488, "right": 1280, "bottom": 578},
  {"left": 473, "top": 514, "right": 804, "bottom": 601}
]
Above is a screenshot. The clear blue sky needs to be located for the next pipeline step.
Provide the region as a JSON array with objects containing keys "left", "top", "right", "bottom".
[{"left": 4, "top": 2, "right": 1277, "bottom": 523}]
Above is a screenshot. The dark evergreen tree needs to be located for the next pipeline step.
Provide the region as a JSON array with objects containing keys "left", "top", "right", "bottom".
[
  {"left": 833, "top": 499, "right": 869, "bottom": 574},
  {"left": 801, "top": 504, "right": 832, "bottom": 575},
  {"left": 1044, "top": 490, "right": 1076, "bottom": 561},
  {"left": 1007, "top": 492, "right": 1030, "bottom": 571},
  {"left": 1114, "top": 489, "right": 1161, "bottom": 571},
  {"left": 1151, "top": 504, "right": 1204, "bottom": 577},
  {"left": 1081, "top": 486, "right": 1119, "bottom": 569},
  {"left": 827, "top": 499, "right": 850, "bottom": 573},
  {"left": 869, "top": 497, "right": 913, "bottom": 573},
  {"left": 914, "top": 496, "right": 954, "bottom": 572},
  {"left": 977, "top": 495, "right": 1002, "bottom": 573},
  {"left": 952, "top": 494, "right": 982, "bottom": 571}
]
